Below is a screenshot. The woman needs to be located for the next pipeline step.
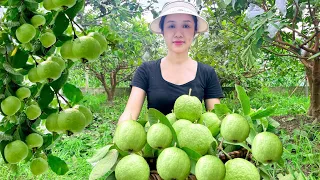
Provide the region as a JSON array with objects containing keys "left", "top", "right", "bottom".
[{"left": 118, "top": 1, "right": 224, "bottom": 124}]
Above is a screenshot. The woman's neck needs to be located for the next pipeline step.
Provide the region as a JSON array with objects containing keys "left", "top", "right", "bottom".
[{"left": 164, "top": 51, "right": 190, "bottom": 65}]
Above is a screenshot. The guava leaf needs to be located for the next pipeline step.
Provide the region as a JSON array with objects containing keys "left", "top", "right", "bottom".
[
  {"left": 106, "top": 172, "right": 116, "bottom": 180},
  {"left": 223, "top": 140, "right": 252, "bottom": 152},
  {"left": 48, "top": 155, "right": 69, "bottom": 175},
  {"left": 267, "top": 117, "right": 280, "bottom": 129},
  {"left": 250, "top": 105, "right": 277, "bottom": 120},
  {"left": 142, "top": 142, "right": 154, "bottom": 158},
  {"left": 0, "top": 141, "right": 10, "bottom": 163},
  {"left": 235, "top": 84, "right": 250, "bottom": 115},
  {"left": 89, "top": 149, "right": 119, "bottom": 180},
  {"left": 65, "top": 0, "right": 85, "bottom": 20},
  {"left": 213, "top": 104, "right": 231, "bottom": 119},
  {"left": 87, "top": 144, "right": 113, "bottom": 164},
  {"left": 181, "top": 147, "right": 201, "bottom": 161},
  {"left": 148, "top": 108, "right": 178, "bottom": 147},
  {"left": 190, "top": 158, "right": 196, "bottom": 175},
  {"left": 3, "top": 62, "right": 21, "bottom": 75},
  {"left": 308, "top": 52, "right": 320, "bottom": 60},
  {"left": 10, "top": 48, "right": 28, "bottom": 68},
  {"left": 53, "top": 12, "right": 69, "bottom": 36},
  {"left": 38, "top": 84, "right": 54, "bottom": 109},
  {"left": 62, "top": 83, "right": 83, "bottom": 105}
]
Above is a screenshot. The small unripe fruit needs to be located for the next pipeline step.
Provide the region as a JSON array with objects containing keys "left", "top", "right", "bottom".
[
  {"left": 37, "top": 61, "right": 62, "bottom": 80},
  {"left": 16, "top": 87, "right": 31, "bottom": 100},
  {"left": 40, "top": 32, "right": 56, "bottom": 48},
  {"left": 48, "top": 56, "right": 65, "bottom": 71},
  {"left": 4, "top": 140, "right": 28, "bottom": 164},
  {"left": 60, "top": 40, "right": 77, "bottom": 60},
  {"left": 16, "top": 24, "right": 36, "bottom": 43},
  {"left": 73, "top": 105, "right": 93, "bottom": 126},
  {"left": 45, "top": 113, "right": 60, "bottom": 133},
  {"left": 30, "top": 158, "right": 49, "bottom": 175},
  {"left": 72, "top": 36, "right": 101, "bottom": 61},
  {"left": 31, "top": 15, "right": 46, "bottom": 27},
  {"left": 57, "top": 108, "right": 86, "bottom": 133},
  {"left": 1, "top": 96, "right": 21, "bottom": 116},
  {"left": 26, "top": 133, "right": 43, "bottom": 149},
  {"left": 26, "top": 104, "right": 42, "bottom": 120},
  {"left": 43, "top": 0, "right": 59, "bottom": 11},
  {"left": 28, "top": 67, "right": 43, "bottom": 83}
]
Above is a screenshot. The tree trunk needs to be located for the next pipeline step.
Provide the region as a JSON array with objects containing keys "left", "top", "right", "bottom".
[
  {"left": 311, "top": 58, "right": 320, "bottom": 118},
  {"left": 306, "top": 66, "right": 313, "bottom": 116}
]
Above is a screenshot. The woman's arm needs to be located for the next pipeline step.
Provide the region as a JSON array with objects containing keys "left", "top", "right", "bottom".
[
  {"left": 117, "top": 86, "right": 146, "bottom": 124},
  {"left": 205, "top": 98, "right": 221, "bottom": 112}
]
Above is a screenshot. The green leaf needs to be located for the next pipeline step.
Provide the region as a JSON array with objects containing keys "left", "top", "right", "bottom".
[
  {"left": 235, "top": 84, "right": 250, "bottom": 115},
  {"left": 65, "top": 0, "right": 85, "bottom": 20},
  {"left": 181, "top": 147, "right": 202, "bottom": 161},
  {"left": 259, "top": 118, "right": 269, "bottom": 132},
  {"left": 213, "top": 104, "right": 232, "bottom": 119},
  {"left": 267, "top": 117, "right": 280, "bottom": 129},
  {"left": 142, "top": 142, "right": 154, "bottom": 158},
  {"left": 0, "top": 141, "right": 10, "bottom": 163},
  {"left": 250, "top": 105, "right": 277, "bottom": 120},
  {"left": 190, "top": 158, "right": 196, "bottom": 175},
  {"left": 148, "top": 108, "right": 178, "bottom": 147},
  {"left": 89, "top": 149, "right": 119, "bottom": 180},
  {"left": 3, "top": 62, "right": 21, "bottom": 75},
  {"left": 24, "top": 1, "right": 38, "bottom": 11},
  {"left": 48, "top": 155, "right": 69, "bottom": 175},
  {"left": 106, "top": 172, "right": 116, "bottom": 180},
  {"left": 308, "top": 51, "right": 320, "bottom": 60},
  {"left": 62, "top": 83, "right": 83, "bottom": 105},
  {"left": 87, "top": 144, "right": 113, "bottom": 164},
  {"left": 223, "top": 140, "right": 252, "bottom": 152},
  {"left": 38, "top": 84, "right": 55, "bottom": 109},
  {"left": 49, "top": 69, "right": 69, "bottom": 92},
  {"left": 53, "top": 12, "right": 69, "bottom": 36},
  {"left": 10, "top": 48, "right": 29, "bottom": 68}
]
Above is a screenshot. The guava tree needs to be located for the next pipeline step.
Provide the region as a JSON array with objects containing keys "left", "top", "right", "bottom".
[
  {"left": 0, "top": 0, "right": 103, "bottom": 176},
  {"left": 202, "top": 0, "right": 319, "bottom": 117}
]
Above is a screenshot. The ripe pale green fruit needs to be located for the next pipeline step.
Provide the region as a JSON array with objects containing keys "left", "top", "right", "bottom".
[
  {"left": 174, "top": 94, "right": 202, "bottom": 122},
  {"left": 73, "top": 105, "right": 93, "bottom": 126},
  {"left": 147, "top": 123, "right": 172, "bottom": 149},
  {"left": 26, "top": 133, "right": 43, "bottom": 148},
  {"left": 45, "top": 113, "right": 60, "bottom": 133},
  {"left": 26, "top": 105, "right": 41, "bottom": 120},
  {"left": 88, "top": 32, "right": 108, "bottom": 54},
  {"left": 60, "top": 40, "right": 77, "bottom": 60},
  {"left": 252, "top": 132, "right": 283, "bottom": 164},
  {"left": 198, "top": 112, "right": 221, "bottom": 137},
  {"left": 115, "top": 154, "right": 150, "bottom": 180},
  {"left": 57, "top": 108, "right": 86, "bottom": 133},
  {"left": 195, "top": 155, "right": 225, "bottom": 180},
  {"left": 16, "top": 87, "right": 31, "bottom": 100},
  {"left": 72, "top": 36, "right": 101, "bottom": 61},
  {"left": 43, "top": 0, "right": 59, "bottom": 10},
  {"left": 31, "top": 15, "right": 46, "bottom": 27},
  {"left": 52, "top": 0, "right": 76, "bottom": 7},
  {"left": 30, "top": 158, "right": 49, "bottom": 175},
  {"left": 220, "top": 113, "right": 250, "bottom": 143},
  {"left": 224, "top": 158, "right": 260, "bottom": 180},
  {"left": 166, "top": 112, "right": 176, "bottom": 124},
  {"left": 16, "top": 24, "right": 36, "bottom": 43},
  {"left": 1, "top": 96, "right": 21, "bottom": 116},
  {"left": 4, "top": 140, "right": 28, "bottom": 164},
  {"left": 47, "top": 56, "right": 65, "bottom": 71},
  {"left": 37, "top": 61, "right": 62, "bottom": 80},
  {"left": 178, "top": 124, "right": 214, "bottom": 155},
  {"left": 172, "top": 119, "right": 192, "bottom": 135},
  {"left": 157, "top": 147, "right": 190, "bottom": 180},
  {"left": 28, "top": 67, "right": 43, "bottom": 83},
  {"left": 40, "top": 32, "right": 56, "bottom": 48},
  {"left": 114, "top": 120, "right": 146, "bottom": 152}
]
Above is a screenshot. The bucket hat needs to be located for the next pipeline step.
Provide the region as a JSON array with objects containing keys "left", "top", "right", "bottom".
[{"left": 149, "top": 0, "right": 209, "bottom": 34}]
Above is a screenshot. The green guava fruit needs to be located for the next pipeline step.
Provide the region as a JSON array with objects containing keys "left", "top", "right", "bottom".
[
  {"left": 45, "top": 113, "right": 60, "bottom": 133},
  {"left": 47, "top": 56, "right": 65, "bottom": 71},
  {"left": 88, "top": 32, "right": 108, "bottom": 54},
  {"left": 195, "top": 155, "right": 225, "bottom": 180},
  {"left": 28, "top": 67, "right": 43, "bottom": 83},
  {"left": 178, "top": 124, "right": 214, "bottom": 155},
  {"left": 224, "top": 158, "right": 260, "bottom": 180},
  {"left": 115, "top": 154, "right": 150, "bottom": 180},
  {"left": 40, "top": 32, "right": 56, "bottom": 48},
  {"left": 114, "top": 120, "right": 146, "bottom": 152},
  {"left": 198, "top": 112, "right": 221, "bottom": 137},
  {"left": 72, "top": 36, "right": 101, "bottom": 61},
  {"left": 37, "top": 61, "right": 62, "bottom": 80},
  {"left": 16, "top": 24, "right": 36, "bottom": 43},
  {"left": 52, "top": 0, "right": 76, "bottom": 7},
  {"left": 166, "top": 112, "right": 177, "bottom": 124},
  {"left": 157, "top": 147, "right": 190, "bottom": 180},
  {"left": 30, "top": 158, "right": 49, "bottom": 175},
  {"left": 73, "top": 105, "right": 93, "bottom": 126},
  {"left": 252, "top": 132, "right": 283, "bottom": 164},
  {"left": 31, "top": 15, "right": 46, "bottom": 27},
  {"left": 172, "top": 119, "right": 192, "bottom": 135},
  {"left": 16, "top": 87, "right": 31, "bottom": 100},
  {"left": 173, "top": 94, "right": 202, "bottom": 122},
  {"left": 43, "top": 0, "right": 59, "bottom": 10},
  {"left": 4, "top": 140, "right": 28, "bottom": 164},
  {"left": 26, "top": 104, "right": 42, "bottom": 120},
  {"left": 26, "top": 133, "right": 43, "bottom": 149},
  {"left": 147, "top": 123, "right": 172, "bottom": 149},
  {"left": 57, "top": 108, "right": 86, "bottom": 133},
  {"left": 220, "top": 113, "right": 250, "bottom": 143},
  {"left": 60, "top": 40, "right": 77, "bottom": 60},
  {"left": 1, "top": 96, "right": 21, "bottom": 116}
]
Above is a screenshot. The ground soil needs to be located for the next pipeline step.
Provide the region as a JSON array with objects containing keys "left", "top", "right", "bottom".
[{"left": 272, "top": 115, "right": 316, "bottom": 133}]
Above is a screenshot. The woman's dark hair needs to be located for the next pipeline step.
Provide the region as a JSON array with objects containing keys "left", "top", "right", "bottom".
[{"left": 159, "top": 15, "right": 198, "bottom": 34}]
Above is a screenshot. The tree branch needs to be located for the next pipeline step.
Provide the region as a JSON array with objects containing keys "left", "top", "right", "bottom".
[
  {"left": 291, "top": 1, "right": 299, "bottom": 40},
  {"left": 307, "top": 0, "right": 319, "bottom": 33},
  {"left": 262, "top": 47, "right": 307, "bottom": 59},
  {"left": 300, "top": 32, "right": 317, "bottom": 47},
  {"left": 285, "top": 26, "right": 308, "bottom": 39}
]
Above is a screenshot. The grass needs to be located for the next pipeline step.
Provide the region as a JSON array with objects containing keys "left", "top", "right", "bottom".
[{"left": 1, "top": 88, "right": 316, "bottom": 179}]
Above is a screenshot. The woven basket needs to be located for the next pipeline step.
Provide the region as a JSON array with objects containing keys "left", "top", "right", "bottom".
[{"left": 147, "top": 148, "right": 251, "bottom": 180}]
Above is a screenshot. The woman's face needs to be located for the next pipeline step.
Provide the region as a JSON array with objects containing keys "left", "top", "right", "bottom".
[{"left": 162, "top": 14, "right": 196, "bottom": 54}]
